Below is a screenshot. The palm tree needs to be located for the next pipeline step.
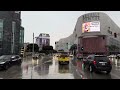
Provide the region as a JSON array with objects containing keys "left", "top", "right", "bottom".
[
  {"left": 69, "top": 44, "right": 77, "bottom": 55},
  {"left": 107, "top": 45, "right": 119, "bottom": 54}
]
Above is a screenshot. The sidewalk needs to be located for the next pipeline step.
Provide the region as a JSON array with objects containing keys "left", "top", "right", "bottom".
[{"left": 109, "top": 58, "right": 120, "bottom": 67}]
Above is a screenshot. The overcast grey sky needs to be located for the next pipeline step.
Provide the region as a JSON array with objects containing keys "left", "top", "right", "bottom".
[{"left": 21, "top": 11, "right": 120, "bottom": 48}]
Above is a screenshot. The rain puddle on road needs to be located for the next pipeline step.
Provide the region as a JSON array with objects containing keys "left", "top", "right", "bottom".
[
  {"left": 21, "top": 56, "right": 74, "bottom": 79},
  {"left": 46, "top": 59, "right": 74, "bottom": 79}
]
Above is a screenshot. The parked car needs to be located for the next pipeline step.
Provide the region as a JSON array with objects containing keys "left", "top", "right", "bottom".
[
  {"left": 10, "top": 55, "right": 22, "bottom": 64},
  {"left": 0, "top": 55, "right": 13, "bottom": 70},
  {"left": 83, "top": 55, "right": 112, "bottom": 74},
  {"left": 58, "top": 54, "right": 70, "bottom": 64}
]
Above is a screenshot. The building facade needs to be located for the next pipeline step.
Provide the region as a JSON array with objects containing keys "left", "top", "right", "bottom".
[
  {"left": 0, "top": 11, "right": 23, "bottom": 55},
  {"left": 36, "top": 33, "right": 50, "bottom": 50},
  {"left": 20, "top": 26, "right": 24, "bottom": 48},
  {"left": 55, "top": 12, "right": 120, "bottom": 55}
]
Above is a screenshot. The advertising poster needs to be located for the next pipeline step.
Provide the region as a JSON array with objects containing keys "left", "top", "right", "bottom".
[{"left": 82, "top": 21, "right": 100, "bottom": 33}]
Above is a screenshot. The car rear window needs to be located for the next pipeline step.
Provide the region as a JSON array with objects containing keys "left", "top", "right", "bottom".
[
  {"left": 0, "top": 55, "right": 12, "bottom": 60},
  {"left": 60, "top": 54, "right": 69, "bottom": 57},
  {"left": 95, "top": 56, "right": 109, "bottom": 61}
]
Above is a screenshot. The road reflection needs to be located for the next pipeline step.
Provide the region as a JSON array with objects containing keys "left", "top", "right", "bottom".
[
  {"left": 58, "top": 64, "right": 69, "bottom": 73},
  {"left": 46, "top": 57, "right": 74, "bottom": 79},
  {"left": 0, "top": 65, "right": 22, "bottom": 79},
  {"left": 34, "top": 63, "right": 49, "bottom": 76}
]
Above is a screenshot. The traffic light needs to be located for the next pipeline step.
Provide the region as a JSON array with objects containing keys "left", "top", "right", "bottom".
[
  {"left": 20, "top": 48, "right": 24, "bottom": 55},
  {"left": 81, "top": 47, "right": 84, "bottom": 51},
  {"left": 114, "top": 33, "right": 117, "bottom": 38}
]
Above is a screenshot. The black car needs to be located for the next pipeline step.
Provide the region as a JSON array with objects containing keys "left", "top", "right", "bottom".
[
  {"left": 10, "top": 55, "right": 22, "bottom": 64},
  {"left": 0, "top": 55, "right": 13, "bottom": 70},
  {"left": 83, "top": 55, "right": 112, "bottom": 74}
]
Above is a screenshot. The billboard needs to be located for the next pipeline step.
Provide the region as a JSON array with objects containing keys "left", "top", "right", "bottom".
[{"left": 82, "top": 21, "right": 100, "bottom": 33}]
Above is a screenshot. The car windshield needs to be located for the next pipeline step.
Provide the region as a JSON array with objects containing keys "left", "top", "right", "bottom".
[
  {"left": 4, "top": 55, "right": 13, "bottom": 59},
  {"left": 95, "top": 56, "right": 109, "bottom": 61}
]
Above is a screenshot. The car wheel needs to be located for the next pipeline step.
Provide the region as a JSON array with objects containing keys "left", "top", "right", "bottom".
[
  {"left": 17, "top": 60, "right": 22, "bottom": 65},
  {"left": 67, "top": 61, "right": 69, "bottom": 64},
  {"left": 8, "top": 62, "right": 12, "bottom": 67},
  {"left": 89, "top": 65, "right": 93, "bottom": 72},
  {"left": 59, "top": 61, "right": 61, "bottom": 65},
  {"left": 106, "top": 71, "right": 111, "bottom": 74},
  {"left": 94, "top": 69, "right": 98, "bottom": 73},
  {"left": 19, "top": 60, "right": 22, "bottom": 63},
  {"left": 4, "top": 64, "right": 9, "bottom": 70}
]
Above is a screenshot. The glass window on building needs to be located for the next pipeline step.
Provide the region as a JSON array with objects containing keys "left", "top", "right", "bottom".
[
  {"left": 40, "top": 38, "right": 42, "bottom": 44},
  {"left": 20, "top": 31, "right": 21, "bottom": 36},
  {"left": 20, "top": 37, "right": 21, "bottom": 43},
  {"left": 0, "top": 19, "right": 3, "bottom": 28},
  {"left": 11, "top": 21, "right": 16, "bottom": 54},
  {"left": 0, "top": 19, "right": 3, "bottom": 41},
  {"left": 20, "top": 28, "right": 24, "bottom": 48},
  {"left": 0, "top": 41, "right": 2, "bottom": 48},
  {"left": 0, "top": 32, "right": 1, "bottom": 39}
]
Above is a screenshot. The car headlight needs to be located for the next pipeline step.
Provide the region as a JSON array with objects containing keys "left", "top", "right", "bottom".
[{"left": 0, "top": 62, "right": 5, "bottom": 64}]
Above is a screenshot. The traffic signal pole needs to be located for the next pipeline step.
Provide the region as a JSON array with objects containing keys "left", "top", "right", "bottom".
[{"left": 33, "top": 33, "right": 34, "bottom": 57}]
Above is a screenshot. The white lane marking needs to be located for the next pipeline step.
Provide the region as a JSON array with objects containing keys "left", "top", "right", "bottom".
[{"left": 111, "top": 72, "right": 120, "bottom": 79}]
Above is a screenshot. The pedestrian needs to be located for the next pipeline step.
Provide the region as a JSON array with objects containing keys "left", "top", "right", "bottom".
[{"left": 26, "top": 65, "right": 28, "bottom": 73}]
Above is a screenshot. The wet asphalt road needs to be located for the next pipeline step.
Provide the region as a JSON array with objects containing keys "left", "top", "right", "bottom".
[
  {"left": 0, "top": 55, "right": 120, "bottom": 79},
  {"left": 73, "top": 58, "right": 120, "bottom": 79}
]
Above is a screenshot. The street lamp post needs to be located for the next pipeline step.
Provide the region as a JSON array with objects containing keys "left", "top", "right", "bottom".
[
  {"left": 33, "top": 33, "right": 34, "bottom": 57},
  {"left": 31, "top": 32, "right": 35, "bottom": 79}
]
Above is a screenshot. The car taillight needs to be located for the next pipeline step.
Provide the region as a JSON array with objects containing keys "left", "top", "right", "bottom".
[
  {"left": 93, "top": 60, "right": 96, "bottom": 65},
  {"left": 83, "top": 61, "right": 84, "bottom": 63}
]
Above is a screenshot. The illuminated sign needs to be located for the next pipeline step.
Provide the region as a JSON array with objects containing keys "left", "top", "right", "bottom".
[{"left": 82, "top": 21, "right": 100, "bottom": 33}]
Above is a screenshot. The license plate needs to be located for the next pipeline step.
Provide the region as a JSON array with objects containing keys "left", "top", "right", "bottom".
[{"left": 102, "top": 63, "right": 105, "bottom": 65}]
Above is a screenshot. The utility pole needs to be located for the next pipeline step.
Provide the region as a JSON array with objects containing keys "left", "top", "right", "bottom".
[
  {"left": 33, "top": 33, "right": 34, "bottom": 57},
  {"left": 31, "top": 32, "right": 34, "bottom": 79}
]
